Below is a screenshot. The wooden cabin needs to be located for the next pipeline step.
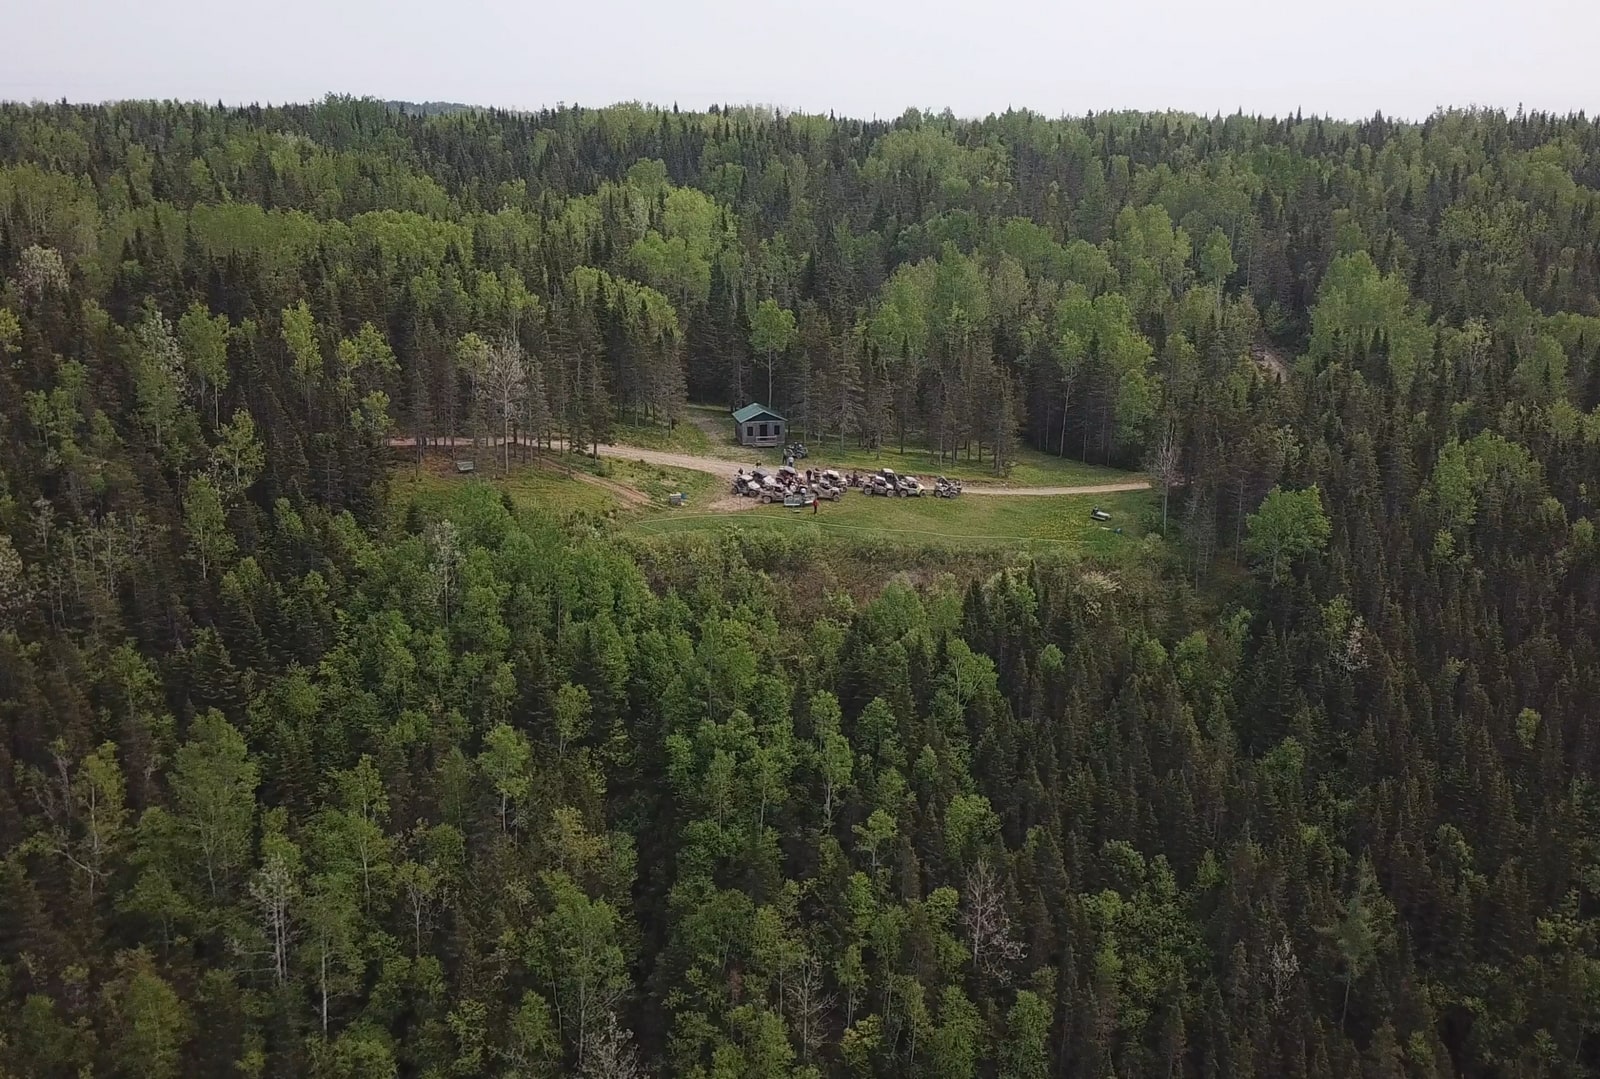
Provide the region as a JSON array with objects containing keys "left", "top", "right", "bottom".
[{"left": 732, "top": 403, "right": 786, "bottom": 448}]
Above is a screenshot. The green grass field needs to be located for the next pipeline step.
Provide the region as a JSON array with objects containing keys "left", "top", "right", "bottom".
[
  {"left": 610, "top": 412, "right": 717, "bottom": 455},
  {"left": 628, "top": 487, "right": 1153, "bottom": 556},
  {"left": 396, "top": 443, "right": 1154, "bottom": 557},
  {"left": 397, "top": 460, "right": 619, "bottom": 517},
  {"left": 397, "top": 452, "right": 723, "bottom": 517},
  {"left": 595, "top": 456, "right": 722, "bottom": 505}
]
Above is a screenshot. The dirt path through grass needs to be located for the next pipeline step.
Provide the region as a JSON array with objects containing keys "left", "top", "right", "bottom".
[
  {"left": 531, "top": 456, "right": 652, "bottom": 507},
  {"left": 390, "top": 437, "right": 1152, "bottom": 500}
]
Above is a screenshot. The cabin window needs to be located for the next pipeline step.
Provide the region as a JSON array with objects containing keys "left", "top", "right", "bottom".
[
  {"left": 759, "top": 423, "right": 769, "bottom": 437},
  {"left": 746, "top": 425, "right": 754, "bottom": 439}
]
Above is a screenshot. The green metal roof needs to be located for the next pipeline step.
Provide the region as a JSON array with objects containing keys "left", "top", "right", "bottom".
[{"left": 732, "top": 403, "right": 784, "bottom": 423}]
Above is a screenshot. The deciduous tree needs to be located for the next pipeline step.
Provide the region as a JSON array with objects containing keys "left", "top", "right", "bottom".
[
  {"left": 1245, "top": 484, "right": 1331, "bottom": 584},
  {"left": 749, "top": 297, "right": 797, "bottom": 407}
]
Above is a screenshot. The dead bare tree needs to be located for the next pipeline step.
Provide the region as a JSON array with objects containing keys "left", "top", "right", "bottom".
[
  {"left": 0, "top": 534, "right": 35, "bottom": 631},
  {"left": 248, "top": 853, "right": 298, "bottom": 988},
  {"left": 425, "top": 520, "right": 462, "bottom": 624},
  {"left": 784, "top": 954, "right": 835, "bottom": 1062},
  {"left": 1147, "top": 421, "right": 1182, "bottom": 535},
  {"left": 961, "top": 860, "right": 1024, "bottom": 982},
  {"left": 1266, "top": 931, "right": 1300, "bottom": 1012},
  {"left": 17, "top": 244, "right": 69, "bottom": 304},
  {"left": 578, "top": 1010, "right": 647, "bottom": 1079},
  {"left": 478, "top": 338, "right": 530, "bottom": 475},
  {"left": 398, "top": 861, "right": 438, "bottom": 958}
]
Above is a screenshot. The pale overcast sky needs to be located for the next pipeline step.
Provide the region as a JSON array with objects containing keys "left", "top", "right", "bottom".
[{"left": 3, "top": 0, "right": 1596, "bottom": 121}]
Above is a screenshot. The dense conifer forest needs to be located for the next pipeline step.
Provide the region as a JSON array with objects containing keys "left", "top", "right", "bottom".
[{"left": 0, "top": 96, "right": 1598, "bottom": 1077}]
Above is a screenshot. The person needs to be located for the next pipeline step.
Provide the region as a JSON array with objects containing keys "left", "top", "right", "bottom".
[{"left": 812, "top": 492, "right": 819, "bottom": 514}]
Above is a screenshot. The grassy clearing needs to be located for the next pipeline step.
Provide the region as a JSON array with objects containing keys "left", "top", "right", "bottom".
[
  {"left": 588, "top": 456, "right": 722, "bottom": 506},
  {"left": 397, "top": 461, "right": 619, "bottom": 518},
  {"left": 629, "top": 488, "right": 1154, "bottom": 557},
  {"left": 682, "top": 403, "right": 740, "bottom": 448},
  {"left": 396, "top": 450, "right": 723, "bottom": 519},
  {"left": 395, "top": 447, "right": 1157, "bottom": 558},
  {"left": 610, "top": 413, "right": 716, "bottom": 455}
]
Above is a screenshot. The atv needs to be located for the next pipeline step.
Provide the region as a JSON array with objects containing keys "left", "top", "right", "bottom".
[{"left": 816, "top": 469, "right": 847, "bottom": 499}]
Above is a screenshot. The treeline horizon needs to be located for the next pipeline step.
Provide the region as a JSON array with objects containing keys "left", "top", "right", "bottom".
[{"left": 13, "top": 93, "right": 1592, "bottom": 127}]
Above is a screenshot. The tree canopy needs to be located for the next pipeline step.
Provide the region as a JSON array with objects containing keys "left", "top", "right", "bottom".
[{"left": 0, "top": 95, "right": 1598, "bottom": 1077}]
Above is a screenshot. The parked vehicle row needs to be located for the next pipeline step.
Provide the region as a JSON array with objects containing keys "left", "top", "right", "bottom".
[
  {"left": 731, "top": 465, "right": 847, "bottom": 504},
  {"left": 856, "top": 468, "right": 937, "bottom": 498},
  {"left": 734, "top": 463, "right": 969, "bottom": 506}
]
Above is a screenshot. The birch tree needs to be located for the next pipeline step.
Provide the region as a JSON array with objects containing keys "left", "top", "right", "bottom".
[
  {"left": 1245, "top": 484, "right": 1332, "bottom": 585},
  {"left": 183, "top": 475, "right": 234, "bottom": 581},
  {"left": 298, "top": 873, "right": 361, "bottom": 1035},
  {"left": 281, "top": 301, "right": 321, "bottom": 413},
  {"left": 177, "top": 302, "right": 230, "bottom": 426},
  {"left": 529, "top": 872, "right": 632, "bottom": 1068},
  {"left": 133, "top": 304, "right": 189, "bottom": 456},
  {"left": 248, "top": 835, "right": 299, "bottom": 989},
  {"left": 749, "top": 297, "right": 797, "bottom": 407},
  {"left": 170, "top": 710, "right": 258, "bottom": 899},
  {"left": 210, "top": 409, "right": 264, "bottom": 502},
  {"left": 29, "top": 740, "right": 128, "bottom": 908},
  {"left": 1319, "top": 855, "right": 1395, "bottom": 1031}
]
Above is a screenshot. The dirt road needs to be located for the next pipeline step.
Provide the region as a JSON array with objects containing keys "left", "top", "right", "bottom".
[
  {"left": 390, "top": 437, "right": 1152, "bottom": 498},
  {"left": 586, "top": 445, "right": 1152, "bottom": 497},
  {"left": 962, "top": 482, "right": 1151, "bottom": 496}
]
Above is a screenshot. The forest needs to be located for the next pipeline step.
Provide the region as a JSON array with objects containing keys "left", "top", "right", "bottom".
[{"left": 0, "top": 95, "right": 1598, "bottom": 1077}]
